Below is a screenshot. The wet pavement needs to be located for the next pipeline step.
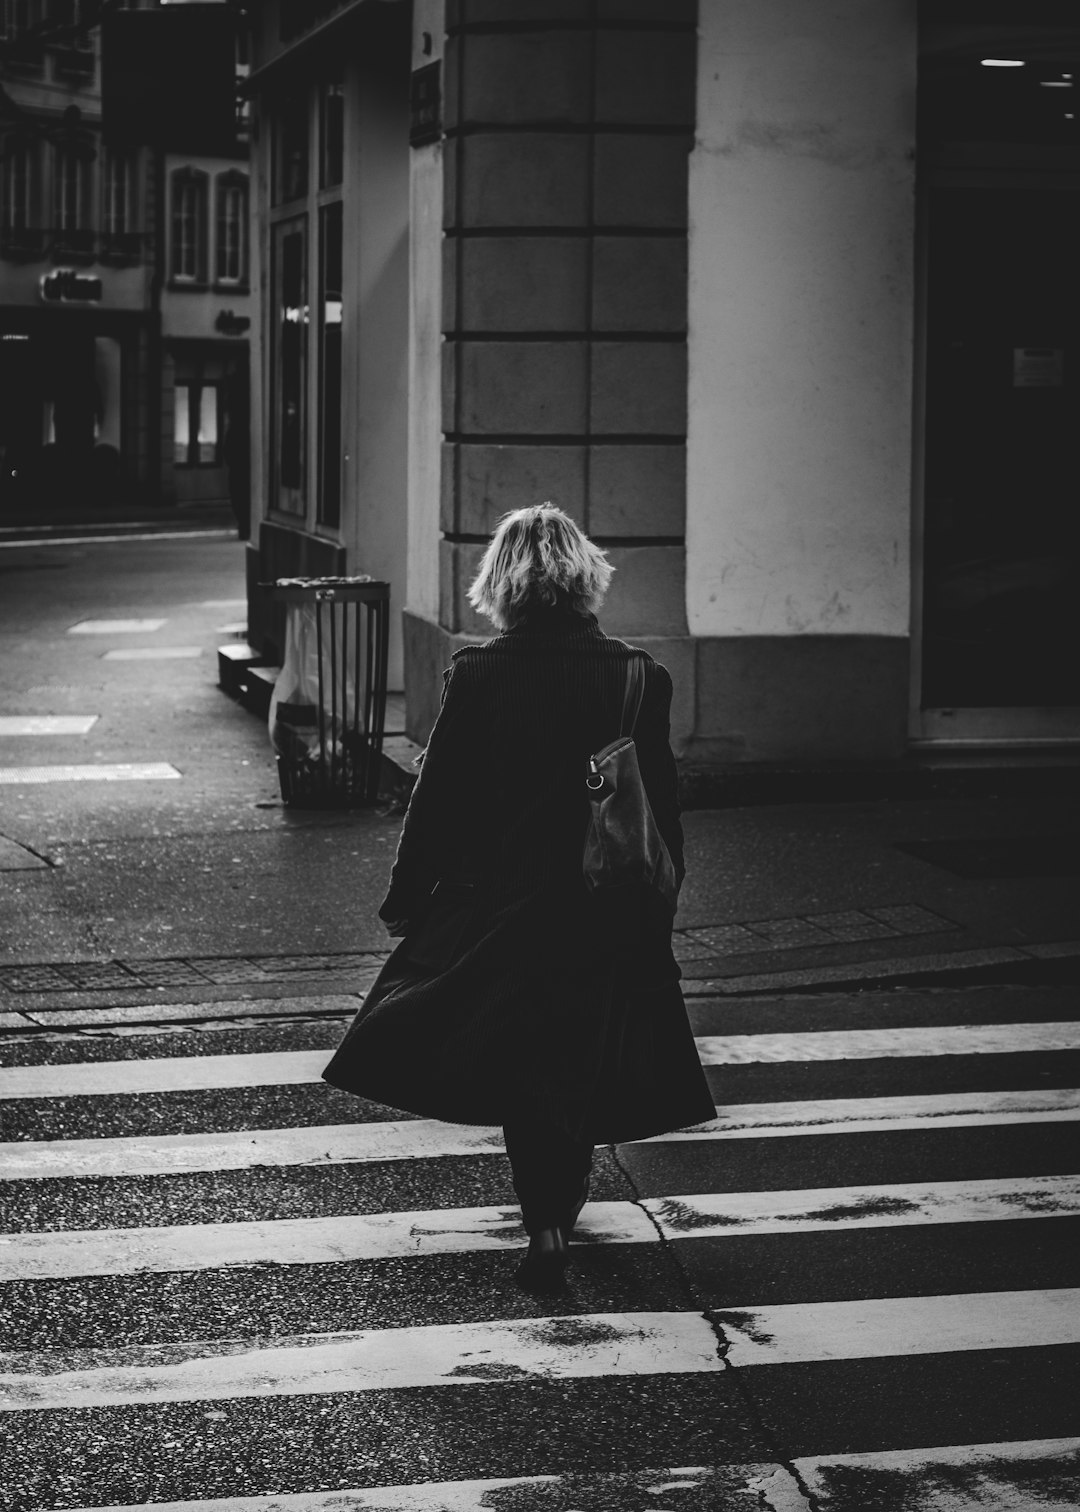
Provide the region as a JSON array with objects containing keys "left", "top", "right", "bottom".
[{"left": 1, "top": 532, "right": 1078, "bottom": 1511}]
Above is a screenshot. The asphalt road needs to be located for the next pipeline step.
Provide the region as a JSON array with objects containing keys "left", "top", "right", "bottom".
[{"left": 0, "top": 532, "right": 1078, "bottom": 1510}]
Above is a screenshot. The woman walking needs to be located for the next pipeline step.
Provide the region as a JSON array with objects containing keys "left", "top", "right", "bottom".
[{"left": 322, "top": 504, "right": 714, "bottom": 1291}]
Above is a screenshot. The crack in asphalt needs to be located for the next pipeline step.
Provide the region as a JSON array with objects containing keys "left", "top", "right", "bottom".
[{"left": 606, "top": 1140, "right": 821, "bottom": 1512}]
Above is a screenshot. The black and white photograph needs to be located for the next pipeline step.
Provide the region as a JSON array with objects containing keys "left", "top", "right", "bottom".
[{"left": 1, "top": 1, "right": 1078, "bottom": 1508}]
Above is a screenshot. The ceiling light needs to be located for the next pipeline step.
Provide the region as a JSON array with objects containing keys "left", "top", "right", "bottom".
[
  {"left": 980, "top": 58, "right": 1026, "bottom": 67},
  {"left": 1041, "top": 80, "right": 1073, "bottom": 87}
]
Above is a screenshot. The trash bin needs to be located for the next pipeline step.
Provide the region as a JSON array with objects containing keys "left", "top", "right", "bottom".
[{"left": 266, "top": 576, "right": 389, "bottom": 808}]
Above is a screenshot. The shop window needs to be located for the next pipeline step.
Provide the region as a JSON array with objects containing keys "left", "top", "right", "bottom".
[
  {"left": 270, "top": 217, "right": 306, "bottom": 513},
  {"left": 215, "top": 170, "right": 248, "bottom": 286},
  {"left": 317, "top": 201, "right": 343, "bottom": 528},
  {"left": 273, "top": 94, "right": 308, "bottom": 206},
  {"left": 174, "top": 382, "right": 220, "bottom": 467},
  {"left": 170, "top": 167, "right": 208, "bottom": 284},
  {"left": 319, "top": 80, "right": 344, "bottom": 188}
]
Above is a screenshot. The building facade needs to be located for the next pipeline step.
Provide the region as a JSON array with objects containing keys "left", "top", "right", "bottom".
[
  {"left": 245, "top": 0, "right": 1080, "bottom": 767},
  {"left": 0, "top": 0, "right": 251, "bottom": 519}
]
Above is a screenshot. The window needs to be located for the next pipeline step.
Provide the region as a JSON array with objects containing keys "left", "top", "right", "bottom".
[
  {"left": 103, "top": 149, "right": 132, "bottom": 236},
  {"left": 2, "top": 137, "right": 34, "bottom": 234},
  {"left": 318, "top": 201, "right": 343, "bottom": 527},
  {"left": 0, "top": 1, "right": 41, "bottom": 41},
  {"left": 271, "top": 217, "right": 307, "bottom": 512},
  {"left": 273, "top": 94, "right": 308, "bottom": 205},
  {"left": 174, "top": 382, "right": 220, "bottom": 467},
  {"left": 170, "top": 168, "right": 208, "bottom": 284},
  {"left": 215, "top": 171, "right": 248, "bottom": 285},
  {"left": 53, "top": 141, "right": 88, "bottom": 232},
  {"left": 319, "top": 80, "right": 344, "bottom": 188}
]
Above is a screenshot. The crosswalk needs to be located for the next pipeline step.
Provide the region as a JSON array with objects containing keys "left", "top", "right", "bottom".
[{"left": 1, "top": 988, "right": 1078, "bottom": 1511}]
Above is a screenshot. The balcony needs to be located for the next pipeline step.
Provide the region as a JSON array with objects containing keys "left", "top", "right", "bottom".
[
  {"left": 3, "top": 36, "right": 44, "bottom": 74},
  {"left": 0, "top": 226, "right": 45, "bottom": 261},
  {"left": 99, "top": 230, "right": 144, "bottom": 266},
  {"left": 52, "top": 45, "right": 94, "bottom": 83},
  {"left": 49, "top": 227, "right": 95, "bottom": 263}
]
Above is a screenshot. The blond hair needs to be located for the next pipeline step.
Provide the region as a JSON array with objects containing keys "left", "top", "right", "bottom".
[{"left": 467, "top": 503, "right": 614, "bottom": 630}]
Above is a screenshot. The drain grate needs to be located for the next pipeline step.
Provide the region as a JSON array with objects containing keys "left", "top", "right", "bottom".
[{"left": 896, "top": 836, "right": 1080, "bottom": 879}]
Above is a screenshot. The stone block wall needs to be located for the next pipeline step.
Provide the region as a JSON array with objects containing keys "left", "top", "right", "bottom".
[{"left": 439, "top": 0, "right": 696, "bottom": 637}]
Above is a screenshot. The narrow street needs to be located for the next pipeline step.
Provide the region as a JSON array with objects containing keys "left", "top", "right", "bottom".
[{"left": 1, "top": 534, "right": 1078, "bottom": 1511}]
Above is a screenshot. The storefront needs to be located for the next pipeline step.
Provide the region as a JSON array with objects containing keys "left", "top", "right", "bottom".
[
  {"left": 0, "top": 264, "right": 151, "bottom": 511},
  {"left": 687, "top": 0, "right": 1079, "bottom": 763},
  {"left": 0, "top": 5, "right": 251, "bottom": 524},
  {"left": 244, "top": 0, "right": 1080, "bottom": 767},
  {"left": 914, "top": 5, "right": 1080, "bottom": 745},
  {"left": 246, "top": 0, "right": 411, "bottom": 679}
]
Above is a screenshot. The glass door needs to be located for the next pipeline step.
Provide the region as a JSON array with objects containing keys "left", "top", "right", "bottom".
[
  {"left": 270, "top": 216, "right": 308, "bottom": 517},
  {"left": 916, "top": 182, "right": 1080, "bottom": 740}
]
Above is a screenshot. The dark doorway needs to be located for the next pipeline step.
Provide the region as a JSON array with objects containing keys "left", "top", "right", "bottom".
[
  {"left": 921, "top": 184, "right": 1080, "bottom": 711},
  {"left": 916, "top": 5, "right": 1080, "bottom": 738}
]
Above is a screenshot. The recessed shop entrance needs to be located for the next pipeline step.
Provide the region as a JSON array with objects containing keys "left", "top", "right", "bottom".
[
  {"left": 914, "top": 7, "right": 1080, "bottom": 746},
  {"left": 0, "top": 323, "right": 129, "bottom": 513},
  {"left": 918, "top": 181, "right": 1080, "bottom": 737}
]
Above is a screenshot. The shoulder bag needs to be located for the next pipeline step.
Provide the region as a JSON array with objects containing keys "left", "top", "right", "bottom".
[{"left": 582, "top": 654, "right": 678, "bottom": 914}]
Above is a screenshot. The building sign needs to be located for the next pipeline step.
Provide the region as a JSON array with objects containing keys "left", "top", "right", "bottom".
[
  {"left": 1013, "top": 347, "right": 1065, "bottom": 388},
  {"left": 40, "top": 270, "right": 103, "bottom": 304},
  {"left": 410, "top": 62, "right": 441, "bottom": 147},
  {"left": 216, "top": 310, "right": 251, "bottom": 337}
]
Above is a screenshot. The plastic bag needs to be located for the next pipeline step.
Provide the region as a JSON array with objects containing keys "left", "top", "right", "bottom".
[{"left": 268, "top": 599, "right": 363, "bottom": 781}]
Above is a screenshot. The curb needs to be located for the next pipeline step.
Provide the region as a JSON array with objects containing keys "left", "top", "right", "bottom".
[
  {"left": 678, "top": 757, "right": 1080, "bottom": 809},
  {"left": 682, "top": 941, "right": 1080, "bottom": 996}
]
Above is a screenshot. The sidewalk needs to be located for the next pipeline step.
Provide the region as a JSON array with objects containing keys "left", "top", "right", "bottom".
[
  {"left": 0, "top": 502, "right": 238, "bottom": 540},
  {"left": 0, "top": 532, "right": 1076, "bottom": 1028},
  {"left": 2, "top": 790, "right": 1077, "bottom": 1031}
]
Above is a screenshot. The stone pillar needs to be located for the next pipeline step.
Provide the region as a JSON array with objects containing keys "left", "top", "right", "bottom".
[
  {"left": 405, "top": 0, "right": 697, "bottom": 741},
  {"left": 686, "top": 0, "right": 917, "bottom": 763}
]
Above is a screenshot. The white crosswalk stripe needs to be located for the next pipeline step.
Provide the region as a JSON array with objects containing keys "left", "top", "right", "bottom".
[
  {"left": 0, "top": 762, "right": 182, "bottom": 785},
  {"left": 649, "top": 1085, "right": 1080, "bottom": 1138},
  {"left": 0, "top": 1118, "right": 506, "bottom": 1178},
  {"left": 646, "top": 1173, "right": 1080, "bottom": 1238},
  {"left": 694, "top": 1021, "right": 1080, "bottom": 1062},
  {"left": 0, "top": 1047, "right": 333, "bottom": 1098},
  {"left": 48, "top": 1466, "right": 792, "bottom": 1512},
  {"left": 714, "top": 1288, "right": 1080, "bottom": 1366},
  {"left": 4, "top": 1173, "right": 1078, "bottom": 1281},
  {"left": 2, "top": 993, "right": 1078, "bottom": 1510},
  {"left": 794, "top": 1438, "right": 1080, "bottom": 1512},
  {"left": 8, "top": 1290, "right": 1076, "bottom": 1412},
  {"left": 2, "top": 1020, "right": 1074, "bottom": 1098},
  {"left": 0, "top": 1312, "right": 724, "bottom": 1411},
  {"left": 6, "top": 1086, "right": 1078, "bottom": 1181}
]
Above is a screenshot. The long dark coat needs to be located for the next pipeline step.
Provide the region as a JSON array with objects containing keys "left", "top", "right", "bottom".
[{"left": 322, "top": 605, "right": 715, "bottom": 1143}]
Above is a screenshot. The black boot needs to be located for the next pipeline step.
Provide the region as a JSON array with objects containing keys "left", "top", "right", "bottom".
[
  {"left": 565, "top": 1177, "right": 590, "bottom": 1235},
  {"left": 514, "top": 1226, "right": 569, "bottom": 1294}
]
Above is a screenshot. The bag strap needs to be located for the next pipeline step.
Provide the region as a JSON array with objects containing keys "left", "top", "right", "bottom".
[{"left": 619, "top": 654, "right": 647, "bottom": 738}]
